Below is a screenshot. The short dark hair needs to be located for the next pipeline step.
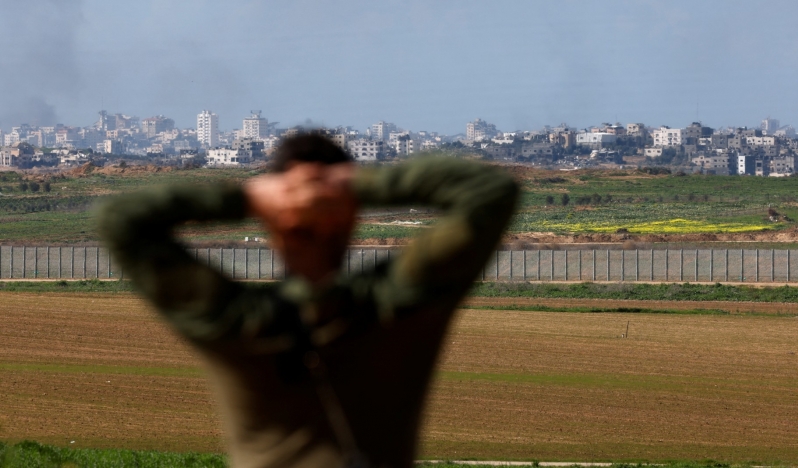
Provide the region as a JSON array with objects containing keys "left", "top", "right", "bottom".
[{"left": 272, "top": 134, "right": 352, "bottom": 172}]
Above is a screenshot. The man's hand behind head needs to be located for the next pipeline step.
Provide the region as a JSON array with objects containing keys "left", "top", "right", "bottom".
[{"left": 244, "top": 162, "right": 357, "bottom": 284}]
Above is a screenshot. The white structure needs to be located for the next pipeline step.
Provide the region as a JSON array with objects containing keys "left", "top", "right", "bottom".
[
  {"left": 745, "top": 136, "right": 776, "bottom": 146},
  {"left": 761, "top": 118, "right": 780, "bottom": 135},
  {"left": 197, "top": 110, "right": 219, "bottom": 148},
  {"left": 206, "top": 147, "right": 250, "bottom": 166},
  {"left": 466, "top": 119, "right": 498, "bottom": 141},
  {"left": 737, "top": 154, "right": 755, "bottom": 175},
  {"left": 242, "top": 111, "right": 269, "bottom": 139},
  {"left": 575, "top": 132, "right": 616, "bottom": 145},
  {"left": 651, "top": 127, "right": 682, "bottom": 147},
  {"left": 4, "top": 132, "right": 20, "bottom": 146},
  {"left": 644, "top": 147, "right": 663, "bottom": 158},
  {"left": 370, "top": 121, "right": 397, "bottom": 142},
  {"left": 393, "top": 136, "right": 419, "bottom": 156},
  {"left": 100, "top": 139, "right": 124, "bottom": 155},
  {"left": 347, "top": 139, "right": 384, "bottom": 161},
  {"left": 0, "top": 147, "right": 16, "bottom": 166}
]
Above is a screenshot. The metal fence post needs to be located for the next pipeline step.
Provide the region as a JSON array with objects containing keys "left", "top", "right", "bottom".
[
  {"left": 220, "top": 248, "right": 223, "bottom": 275},
  {"left": 739, "top": 247, "right": 747, "bottom": 282},
  {"left": 725, "top": 249, "right": 728, "bottom": 282},
  {"left": 756, "top": 249, "right": 759, "bottom": 282},
  {"left": 258, "top": 248, "right": 261, "bottom": 279},
  {"left": 232, "top": 248, "right": 236, "bottom": 279},
  {"left": 245, "top": 249, "right": 249, "bottom": 280},
  {"left": 71, "top": 246, "right": 74, "bottom": 279},
  {"left": 606, "top": 249, "right": 610, "bottom": 281},
  {"left": 22, "top": 246, "right": 26, "bottom": 279},
  {"left": 710, "top": 249, "right": 713, "bottom": 282},
  {"left": 694, "top": 249, "right": 698, "bottom": 282},
  {"left": 47, "top": 246, "right": 50, "bottom": 279},
  {"left": 789, "top": 250, "right": 791, "bottom": 282},
  {"left": 9, "top": 246, "right": 13, "bottom": 279},
  {"left": 665, "top": 248, "right": 669, "bottom": 281},
  {"left": 522, "top": 250, "right": 526, "bottom": 281},
  {"left": 362, "top": 249, "right": 366, "bottom": 275},
  {"left": 771, "top": 249, "right": 774, "bottom": 282},
  {"left": 621, "top": 250, "right": 625, "bottom": 282},
  {"left": 679, "top": 249, "right": 683, "bottom": 282},
  {"left": 578, "top": 250, "right": 582, "bottom": 281},
  {"left": 550, "top": 250, "right": 554, "bottom": 281},
  {"left": 96, "top": 247, "right": 99, "bottom": 278},
  {"left": 58, "top": 247, "right": 61, "bottom": 279},
  {"left": 108, "top": 248, "right": 112, "bottom": 278},
  {"left": 635, "top": 249, "right": 639, "bottom": 281},
  {"left": 592, "top": 249, "right": 596, "bottom": 281},
  {"left": 564, "top": 250, "right": 568, "bottom": 281},
  {"left": 83, "top": 246, "right": 87, "bottom": 278},
  {"left": 271, "top": 249, "right": 275, "bottom": 279},
  {"left": 537, "top": 250, "right": 541, "bottom": 281},
  {"left": 650, "top": 249, "right": 654, "bottom": 281},
  {"left": 34, "top": 247, "right": 38, "bottom": 278},
  {"left": 509, "top": 250, "right": 513, "bottom": 280}
]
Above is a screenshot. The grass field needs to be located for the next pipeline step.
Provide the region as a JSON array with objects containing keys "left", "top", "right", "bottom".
[
  {"left": 2, "top": 292, "right": 797, "bottom": 464},
  {"left": 4, "top": 165, "right": 798, "bottom": 244}
]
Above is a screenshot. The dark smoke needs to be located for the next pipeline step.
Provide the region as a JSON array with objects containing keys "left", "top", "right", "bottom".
[{"left": 0, "top": 0, "right": 84, "bottom": 129}]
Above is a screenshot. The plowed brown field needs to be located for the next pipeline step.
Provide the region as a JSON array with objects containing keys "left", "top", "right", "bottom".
[{"left": 2, "top": 292, "right": 798, "bottom": 463}]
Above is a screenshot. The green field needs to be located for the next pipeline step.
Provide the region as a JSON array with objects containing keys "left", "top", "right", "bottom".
[
  {"left": 0, "top": 441, "right": 756, "bottom": 468},
  {"left": 2, "top": 165, "right": 798, "bottom": 243}
]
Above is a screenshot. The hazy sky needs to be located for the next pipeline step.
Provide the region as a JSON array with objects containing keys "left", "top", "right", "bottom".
[{"left": 1, "top": 0, "right": 796, "bottom": 133}]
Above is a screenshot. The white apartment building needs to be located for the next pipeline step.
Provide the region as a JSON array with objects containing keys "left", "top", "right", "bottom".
[
  {"left": 370, "top": 121, "right": 397, "bottom": 142},
  {"left": 466, "top": 119, "right": 498, "bottom": 141},
  {"left": 738, "top": 154, "right": 755, "bottom": 175},
  {"left": 347, "top": 139, "right": 384, "bottom": 161},
  {"left": 4, "top": 132, "right": 20, "bottom": 146},
  {"left": 745, "top": 136, "right": 776, "bottom": 146},
  {"left": 393, "top": 137, "right": 419, "bottom": 156},
  {"left": 651, "top": 127, "right": 682, "bottom": 147},
  {"left": 242, "top": 111, "right": 269, "bottom": 139},
  {"left": 575, "top": 132, "right": 616, "bottom": 145},
  {"left": 197, "top": 110, "right": 219, "bottom": 148},
  {"left": 0, "top": 147, "right": 16, "bottom": 166},
  {"left": 100, "top": 140, "right": 124, "bottom": 155},
  {"left": 206, "top": 147, "right": 250, "bottom": 166}
]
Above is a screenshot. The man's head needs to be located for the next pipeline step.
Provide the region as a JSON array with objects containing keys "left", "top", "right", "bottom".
[
  {"left": 272, "top": 134, "right": 352, "bottom": 173},
  {"left": 246, "top": 135, "right": 357, "bottom": 284}
]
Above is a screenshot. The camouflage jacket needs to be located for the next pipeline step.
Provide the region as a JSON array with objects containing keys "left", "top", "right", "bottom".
[{"left": 98, "top": 157, "right": 518, "bottom": 468}]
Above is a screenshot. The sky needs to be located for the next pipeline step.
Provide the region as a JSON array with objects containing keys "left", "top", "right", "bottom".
[{"left": 1, "top": 0, "right": 796, "bottom": 134}]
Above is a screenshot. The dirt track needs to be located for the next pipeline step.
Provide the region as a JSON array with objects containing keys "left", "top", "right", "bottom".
[
  {"left": 465, "top": 296, "right": 798, "bottom": 314},
  {"left": 2, "top": 292, "right": 798, "bottom": 462}
]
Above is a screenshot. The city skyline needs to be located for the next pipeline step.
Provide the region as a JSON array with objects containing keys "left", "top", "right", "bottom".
[{"left": 2, "top": 1, "right": 798, "bottom": 133}]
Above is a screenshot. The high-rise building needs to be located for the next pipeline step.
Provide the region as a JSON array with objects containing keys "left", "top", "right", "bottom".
[
  {"left": 466, "top": 119, "right": 498, "bottom": 141},
  {"left": 141, "top": 115, "right": 175, "bottom": 139},
  {"left": 370, "top": 121, "right": 397, "bottom": 141},
  {"left": 197, "top": 110, "right": 219, "bottom": 148},
  {"left": 242, "top": 111, "right": 270, "bottom": 139},
  {"left": 761, "top": 118, "right": 780, "bottom": 135}
]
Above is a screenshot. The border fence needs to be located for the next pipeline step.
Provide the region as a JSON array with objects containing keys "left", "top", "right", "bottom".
[{"left": 0, "top": 246, "right": 796, "bottom": 283}]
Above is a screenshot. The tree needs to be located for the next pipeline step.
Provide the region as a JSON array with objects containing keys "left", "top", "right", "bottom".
[
  {"left": 43, "top": 182, "right": 51, "bottom": 192},
  {"left": 19, "top": 182, "right": 28, "bottom": 192},
  {"left": 561, "top": 193, "right": 570, "bottom": 206},
  {"left": 545, "top": 195, "right": 554, "bottom": 205},
  {"left": 29, "top": 182, "right": 40, "bottom": 192}
]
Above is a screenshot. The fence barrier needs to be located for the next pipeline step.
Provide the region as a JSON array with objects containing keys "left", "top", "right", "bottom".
[{"left": 0, "top": 246, "right": 795, "bottom": 283}]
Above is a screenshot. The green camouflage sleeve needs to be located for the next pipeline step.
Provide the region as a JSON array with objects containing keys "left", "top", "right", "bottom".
[
  {"left": 97, "top": 183, "right": 302, "bottom": 348},
  {"left": 351, "top": 156, "right": 519, "bottom": 322}
]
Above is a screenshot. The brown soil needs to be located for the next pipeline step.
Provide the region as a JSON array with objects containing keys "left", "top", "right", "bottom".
[
  {"left": 464, "top": 297, "right": 798, "bottom": 314},
  {"left": 2, "top": 292, "right": 798, "bottom": 462}
]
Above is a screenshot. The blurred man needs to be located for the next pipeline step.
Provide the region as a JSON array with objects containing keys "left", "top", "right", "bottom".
[{"left": 99, "top": 135, "right": 518, "bottom": 468}]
